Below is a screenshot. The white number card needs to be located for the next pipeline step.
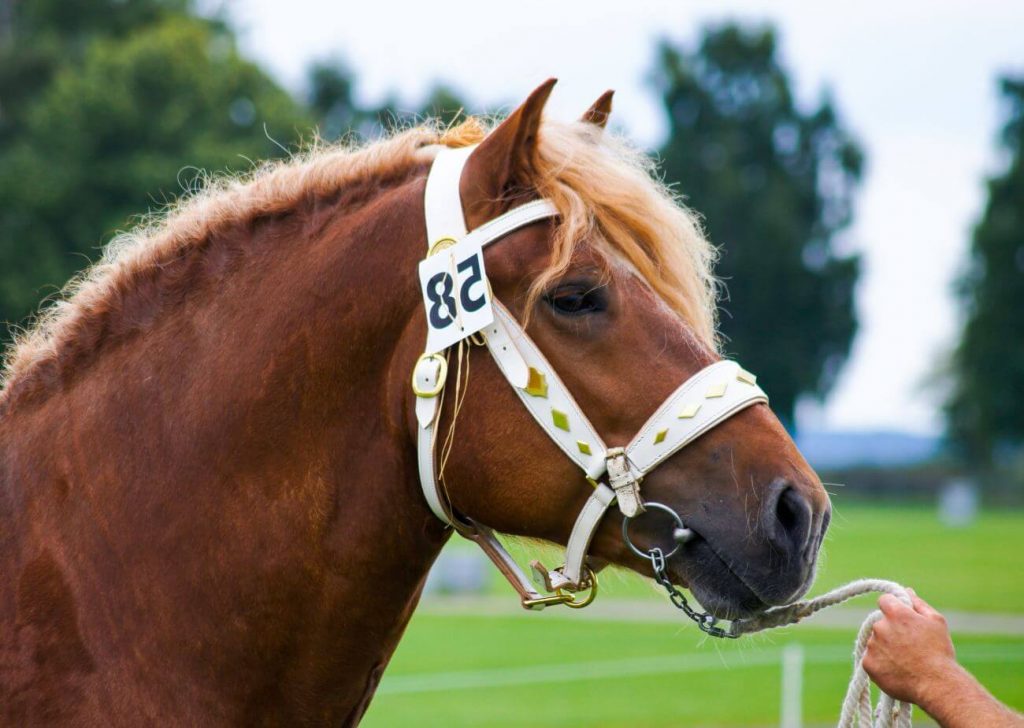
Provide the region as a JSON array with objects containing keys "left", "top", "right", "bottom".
[{"left": 418, "top": 238, "right": 494, "bottom": 355}]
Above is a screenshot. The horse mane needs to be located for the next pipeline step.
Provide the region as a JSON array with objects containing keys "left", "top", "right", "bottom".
[{"left": 0, "top": 115, "right": 718, "bottom": 410}]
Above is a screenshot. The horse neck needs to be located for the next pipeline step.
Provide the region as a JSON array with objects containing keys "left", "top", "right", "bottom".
[{"left": 2, "top": 173, "right": 450, "bottom": 721}]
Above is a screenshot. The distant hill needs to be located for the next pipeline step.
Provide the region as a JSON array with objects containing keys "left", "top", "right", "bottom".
[{"left": 795, "top": 430, "right": 944, "bottom": 469}]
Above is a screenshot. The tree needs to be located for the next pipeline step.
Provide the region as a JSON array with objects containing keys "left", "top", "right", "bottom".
[
  {"left": 652, "top": 24, "right": 864, "bottom": 426},
  {"left": 0, "top": 1, "right": 309, "bottom": 337},
  {"left": 307, "top": 59, "right": 377, "bottom": 141},
  {"left": 946, "top": 75, "right": 1024, "bottom": 466},
  {"left": 418, "top": 83, "right": 472, "bottom": 128},
  {"left": 306, "top": 59, "right": 473, "bottom": 143}
]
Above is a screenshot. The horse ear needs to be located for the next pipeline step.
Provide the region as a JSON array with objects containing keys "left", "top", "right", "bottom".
[
  {"left": 580, "top": 90, "right": 614, "bottom": 129},
  {"left": 460, "top": 78, "right": 556, "bottom": 227}
]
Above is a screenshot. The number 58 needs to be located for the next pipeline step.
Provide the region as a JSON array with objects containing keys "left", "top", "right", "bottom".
[{"left": 425, "top": 254, "right": 486, "bottom": 330}]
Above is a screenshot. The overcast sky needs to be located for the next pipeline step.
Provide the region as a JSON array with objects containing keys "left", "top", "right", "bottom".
[{"left": 226, "top": 0, "right": 1022, "bottom": 435}]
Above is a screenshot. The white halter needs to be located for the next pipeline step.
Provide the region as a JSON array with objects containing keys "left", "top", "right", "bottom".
[{"left": 413, "top": 146, "right": 769, "bottom": 609}]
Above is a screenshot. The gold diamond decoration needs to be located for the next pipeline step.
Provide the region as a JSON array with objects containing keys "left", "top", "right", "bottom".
[
  {"left": 653, "top": 428, "right": 668, "bottom": 445},
  {"left": 705, "top": 381, "right": 728, "bottom": 399},
  {"left": 736, "top": 369, "right": 757, "bottom": 386},
  {"left": 524, "top": 367, "right": 548, "bottom": 398},
  {"left": 577, "top": 440, "right": 592, "bottom": 455},
  {"left": 678, "top": 402, "right": 702, "bottom": 419},
  {"left": 551, "top": 409, "right": 570, "bottom": 432}
]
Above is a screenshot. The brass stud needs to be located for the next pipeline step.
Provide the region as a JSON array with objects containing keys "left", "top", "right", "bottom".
[
  {"left": 678, "top": 402, "right": 702, "bottom": 419},
  {"left": 551, "top": 409, "right": 570, "bottom": 432},
  {"left": 577, "top": 440, "right": 592, "bottom": 455},
  {"left": 586, "top": 477, "right": 599, "bottom": 489},
  {"left": 705, "top": 382, "right": 728, "bottom": 399},
  {"left": 736, "top": 369, "right": 757, "bottom": 385},
  {"left": 524, "top": 367, "right": 549, "bottom": 398},
  {"left": 654, "top": 428, "right": 668, "bottom": 445}
]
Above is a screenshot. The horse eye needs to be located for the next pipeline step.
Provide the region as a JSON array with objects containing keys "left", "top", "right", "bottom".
[{"left": 545, "top": 285, "right": 607, "bottom": 316}]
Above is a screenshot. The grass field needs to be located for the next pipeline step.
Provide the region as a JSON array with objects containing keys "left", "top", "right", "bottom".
[{"left": 363, "top": 503, "right": 1024, "bottom": 726}]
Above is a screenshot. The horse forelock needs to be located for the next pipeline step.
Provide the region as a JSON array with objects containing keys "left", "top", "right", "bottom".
[
  {"left": 525, "top": 119, "right": 720, "bottom": 351},
  {"left": 0, "top": 112, "right": 718, "bottom": 411}
]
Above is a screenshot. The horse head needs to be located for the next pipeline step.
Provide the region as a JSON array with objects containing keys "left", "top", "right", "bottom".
[{"left": 409, "top": 80, "right": 831, "bottom": 621}]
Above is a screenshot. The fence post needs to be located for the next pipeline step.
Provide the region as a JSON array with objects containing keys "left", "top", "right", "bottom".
[{"left": 781, "top": 643, "right": 804, "bottom": 728}]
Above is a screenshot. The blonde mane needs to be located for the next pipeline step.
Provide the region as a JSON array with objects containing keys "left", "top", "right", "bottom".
[{"left": 0, "top": 115, "right": 718, "bottom": 409}]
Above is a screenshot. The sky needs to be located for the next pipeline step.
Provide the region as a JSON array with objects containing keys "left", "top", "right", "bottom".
[{"left": 226, "top": 0, "right": 1022, "bottom": 435}]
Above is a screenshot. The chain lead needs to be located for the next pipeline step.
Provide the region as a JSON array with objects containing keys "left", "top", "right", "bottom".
[{"left": 647, "top": 547, "right": 738, "bottom": 639}]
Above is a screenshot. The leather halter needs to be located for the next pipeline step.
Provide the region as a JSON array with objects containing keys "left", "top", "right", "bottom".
[{"left": 413, "top": 145, "right": 769, "bottom": 609}]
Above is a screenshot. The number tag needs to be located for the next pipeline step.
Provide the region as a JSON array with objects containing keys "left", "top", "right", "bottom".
[{"left": 418, "top": 238, "right": 494, "bottom": 354}]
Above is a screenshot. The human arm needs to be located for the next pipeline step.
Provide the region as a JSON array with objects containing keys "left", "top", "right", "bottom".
[{"left": 862, "top": 589, "right": 1023, "bottom": 728}]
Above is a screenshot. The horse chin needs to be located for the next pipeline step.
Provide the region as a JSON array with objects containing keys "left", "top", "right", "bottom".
[
  {"left": 670, "top": 537, "right": 815, "bottom": 621},
  {"left": 687, "top": 578, "right": 770, "bottom": 621}
]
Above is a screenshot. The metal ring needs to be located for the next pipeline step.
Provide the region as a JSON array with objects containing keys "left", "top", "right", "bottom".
[
  {"left": 558, "top": 565, "right": 599, "bottom": 609},
  {"left": 621, "top": 502, "right": 687, "bottom": 560}
]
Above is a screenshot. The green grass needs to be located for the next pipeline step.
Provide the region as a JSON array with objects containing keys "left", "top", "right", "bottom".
[
  {"left": 814, "top": 502, "right": 1024, "bottom": 613},
  {"left": 366, "top": 617, "right": 1024, "bottom": 727},
  {"left": 363, "top": 504, "right": 1024, "bottom": 726}
]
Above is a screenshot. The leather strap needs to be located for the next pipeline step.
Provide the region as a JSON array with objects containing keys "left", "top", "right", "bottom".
[
  {"left": 560, "top": 483, "right": 616, "bottom": 586},
  {"left": 424, "top": 145, "right": 472, "bottom": 245},
  {"left": 462, "top": 522, "right": 553, "bottom": 609},
  {"left": 489, "top": 302, "right": 608, "bottom": 479},
  {"left": 626, "top": 360, "right": 767, "bottom": 473},
  {"left": 464, "top": 199, "right": 558, "bottom": 252}
]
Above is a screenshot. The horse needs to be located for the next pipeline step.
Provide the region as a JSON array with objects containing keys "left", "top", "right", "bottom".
[{"left": 0, "top": 79, "right": 830, "bottom": 725}]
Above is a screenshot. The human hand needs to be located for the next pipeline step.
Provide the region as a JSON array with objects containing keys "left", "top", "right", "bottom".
[{"left": 862, "top": 588, "right": 960, "bottom": 708}]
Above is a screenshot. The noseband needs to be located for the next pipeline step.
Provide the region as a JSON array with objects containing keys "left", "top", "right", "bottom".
[{"left": 413, "top": 146, "right": 768, "bottom": 619}]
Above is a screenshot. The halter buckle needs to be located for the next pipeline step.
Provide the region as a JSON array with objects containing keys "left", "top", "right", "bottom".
[
  {"left": 606, "top": 448, "right": 645, "bottom": 517},
  {"left": 411, "top": 352, "right": 448, "bottom": 398},
  {"left": 530, "top": 559, "right": 581, "bottom": 593},
  {"left": 521, "top": 564, "right": 599, "bottom": 610}
]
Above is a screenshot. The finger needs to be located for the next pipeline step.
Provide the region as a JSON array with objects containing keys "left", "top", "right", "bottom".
[{"left": 878, "top": 593, "right": 912, "bottom": 618}]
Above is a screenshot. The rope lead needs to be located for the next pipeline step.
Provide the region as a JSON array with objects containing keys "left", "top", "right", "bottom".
[{"left": 730, "top": 579, "right": 914, "bottom": 728}]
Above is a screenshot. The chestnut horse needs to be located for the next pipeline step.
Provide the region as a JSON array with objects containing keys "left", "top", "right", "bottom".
[{"left": 0, "top": 81, "right": 830, "bottom": 725}]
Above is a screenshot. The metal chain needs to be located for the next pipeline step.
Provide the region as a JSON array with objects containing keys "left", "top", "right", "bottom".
[{"left": 648, "top": 547, "right": 738, "bottom": 639}]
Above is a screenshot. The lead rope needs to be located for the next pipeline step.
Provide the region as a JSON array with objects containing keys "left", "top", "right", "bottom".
[{"left": 729, "top": 578, "right": 914, "bottom": 728}]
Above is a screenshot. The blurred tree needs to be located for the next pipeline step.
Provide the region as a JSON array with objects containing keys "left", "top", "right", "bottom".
[
  {"left": 947, "top": 75, "right": 1024, "bottom": 466},
  {"left": 307, "top": 59, "right": 376, "bottom": 141},
  {"left": 419, "top": 83, "right": 470, "bottom": 127},
  {"left": 652, "top": 24, "right": 864, "bottom": 426},
  {"left": 306, "top": 59, "right": 473, "bottom": 141},
  {"left": 0, "top": 1, "right": 308, "bottom": 337}
]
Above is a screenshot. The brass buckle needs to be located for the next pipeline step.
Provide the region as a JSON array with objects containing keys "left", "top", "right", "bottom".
[
  {"left": 521, "top": 565, "right": 599, "bottom": 610},
  {"left": 427, "top": 236, "right": 458, "bottom": 256},
  {"left": 411, "top": 353, "right": 448, "bottom": 398}
]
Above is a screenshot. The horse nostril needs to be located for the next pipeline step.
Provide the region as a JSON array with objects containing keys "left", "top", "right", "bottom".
[{"left": 767, "top": 481, "right": 814, "bottom": 558}]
